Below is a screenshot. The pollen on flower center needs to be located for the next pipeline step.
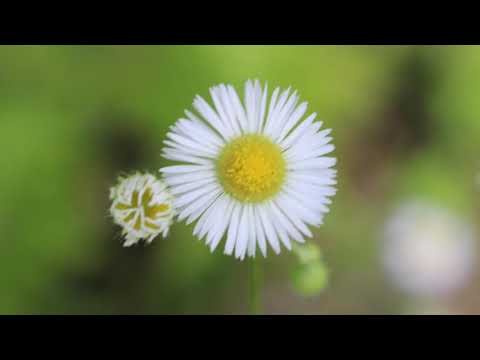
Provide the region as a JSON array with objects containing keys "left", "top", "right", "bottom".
[{"left": 217, "top": 134, "right": 286, "bottom": 202}]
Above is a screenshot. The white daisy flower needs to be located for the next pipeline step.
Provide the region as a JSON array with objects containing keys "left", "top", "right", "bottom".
[
  {"left": 160, "top": 79, "right": 337, "bottom": 260},
  {"left": 383, "top": 201, "right": 476, "bottom": 298},
  {"left": 109, "top": 172, "right": 175, "bottom": 247}
]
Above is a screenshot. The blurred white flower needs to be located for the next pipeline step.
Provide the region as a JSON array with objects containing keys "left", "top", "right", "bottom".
[
  {"left": 160, "top": 79, "right": 336, "bottom": 260},
  {"left": 382, "top": 201, "right": 476, "bottom": 298},
  {"left": 110, "top": 172, "right": 175, "bottom": 247}
]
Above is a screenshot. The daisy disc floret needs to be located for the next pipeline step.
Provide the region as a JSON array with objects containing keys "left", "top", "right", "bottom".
[
  {"left": 160, "top": 80, "right": 337, "bottom": 259},
  {"left": 109, "top": 172, "right": 175, "bottom": 247}
]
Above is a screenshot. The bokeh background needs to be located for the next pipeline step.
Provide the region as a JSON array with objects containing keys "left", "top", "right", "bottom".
[{"left": 1, "top": 45, "right": 479, "bottom": 314}]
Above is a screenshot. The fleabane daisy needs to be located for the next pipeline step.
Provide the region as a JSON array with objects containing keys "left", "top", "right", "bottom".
[
  {"left": 160, "top": 80, "right": 337, "bottom": 260},
  {"left": 109, "top": 172, "right": 175, "bottom": 247}
]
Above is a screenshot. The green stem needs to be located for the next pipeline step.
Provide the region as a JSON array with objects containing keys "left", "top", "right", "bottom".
[{"left": 248, "top": 258, "right": 262, "bottom": 315}]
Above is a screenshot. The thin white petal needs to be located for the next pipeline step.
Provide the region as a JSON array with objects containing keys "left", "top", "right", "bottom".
[
  {"left": 266, "top": 203, "right": 292, "bottom": 250},
  {"left": 169, "top": 176, "right": 217, "bottom": 196},
  {"left": 209, "top": 198, "right": 235, "bottom": 252},
  {"left": 247, "top": 204, "right": 256, "bottom": 258},
  {"left": 244, "top": 80, "right": 256, "bottom": 133},
  {"left": 217, "top": 84, "right": 242, "bottom": 137},
  {"left": 277, "top": 192, "right": 322, "bottom": 227},
  {"left": 162, "top": 170, "right": 215, "bottom": 186},
  {"left": 174, "top": 183, "right": 220, "bottom": 209},
  {"left": 257, "top": 204, "right": 281, "bottom": 254},
  {"left": 276, "top": 102, "right": 308, "bottom": 143},
  {"left": 270, "top": 91, "right": 298, "bottom": 141},
  {"left": 194, "top": 194, "right": 224, "bottom": 240},
  {"left": 179, "top": 188, "right": 222, "bottom": 223},
  {"left": 288, "top": 172, "right": 337, "bottom": 187},
  {"left": 273, "top": 198, "right": 313, "bottom": 238},
  {"left": 270, "top": 201, "right": 305, "bottom": 244},
  {"left": 264, "top": 87, "right": 291, "bottom": 137},
  {"left": 253, "top": 205, "right": 267, "bottom": 257},
  {"left": 257, "top": 82, "right": 268, "bottom": 133},
  {"left": 235, "top": 204, "right": 249, "bottom": 259},
  {"left": 224, "top": 202, "right": 241, "bottom": 255},
  {"left": 205, "top": 195, "right": 229, "bottom": 245},
  {"left": 210, "top": 87, "right": 236, "bottom": 139},
  {"left": 185, "top": 191, "right": 222, "bottom": 225},
  {"left": 263, "top": 86, "right": 280, "bottom": 135},
  {"left": 227, "top": 85, "right": 248, "bottom": 134},
  {"left": 285, "top": 144, "right": 335, "bottom": 163},
  {"left": 165, "top": 133, "right": 218, "bottom": 157},
  {"left": 162, "top": 149, "right": 213, "bottom": 166},
  {"left": 184, "top": 110, "right": 226, "bottom": 145},
  {"left": 160, "top": 164, "right": 213, "bottom": 174},
  {"left": 193, "top": 95, "right": 230, "bottom": 139},
  {"left": 288, "top": 157, "right": 337, "bottom": 171},
  {"left": 176, "top": 118, "right": 224, "bottom": 148}
]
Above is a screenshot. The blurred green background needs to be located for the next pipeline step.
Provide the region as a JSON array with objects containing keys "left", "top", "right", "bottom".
[{"left": 1, "top": 45, "right": 479, "bottom": 314}]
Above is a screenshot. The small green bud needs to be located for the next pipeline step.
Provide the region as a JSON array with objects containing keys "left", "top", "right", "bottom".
[
  {"left": 291, "top": 261, "right": 329, "bottom": 297},
  {"left": 292, "top": 242, "right": 321, "bottom": 264}
]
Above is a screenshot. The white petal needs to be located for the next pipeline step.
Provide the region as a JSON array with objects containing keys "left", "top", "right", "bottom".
[
  {"left": 184, "top": 110, "right": 225, "bottom": 145},
  {"left": 288, "top": 157, "right": 337, "bottom": 171},
  {"left": 257, "top": 204, "right": 281, "bottom": 254},
  {"left": 285, "top": 144, "right": 335, "bottom": 163},
  {"left": 266, "top": 202, "right": 292, "bottom": 250},
  {"left": 263, "top": 87, "right": 291, "bottom": 137},
  {"left": 193, "top": 95, "right": 231, "bottom": 139},
  {"left": 286, "top": 129, "right": 333, "bottom": 157},
  {"left": 247, "top": 204, "right": 256, "bottom": 258},
  {"left": 287, "top": 180, "right": 337, "bottom": 199},
  {"left": 273, "top": 198, "right": 313, "bottom": 238},
  {"left": 235, "top": 204, "right": 249, "bottom": 260},
  {"left": 160, "top": 164, "right": 213, "bottom": 174},
  {"left": 163, "top": 140, "right": 217, "bottom": 160},
  {"left": 168, "top": 176, "right": 216, "bottom": 196},
  {"left": 179, "top": 188, "right": 222, "bottom": 223},
  {"left": 162, "top": 149, "right": 213, "bottom": 166},
  {"left": 244, "top": 80, "right": 256, "bottom": 133},
  {"left": 277, "top": 192, "right": 322, "bottom": 227},
  {"left": 257, "top": 82, "right": 268, "bottom": 133},
  {"left": 174, "top": 183, "right": 220, "bottom": 209},
  {"left": 276, "top": 101, "right": 308, "bottom": 143},
  {"left": 224, "top": 202, "right": 241, "bottom": 255},
  {"left": 205, "top": 195, "right": 229, "bottom": 245},
  {"left": 263, "top": 86, "right": 280, "bottom": 135},
  {"left": 185, "top": 192, "right": 222, "bottom": 225},
  {"left": 282, "top": 188, "right": 331, "bottom": 218},
  {"left": 253, "top": 205, "right": 267, "bottom": 257},
  {"left": 279, "top": 113, "right": 317, "bottom": 149},
  {"left": 270, "top": 91, "right": 298, "bottom": 142},
  {"left": 210, "top": 87, "right": 236, "bottom": 139},
  {"left": 194, "top": 194, "right": 224, "bottom": 240},
  {"left": 209, "top": 197, "right": 235, "bottom": 252},
  {"left": 227, "top": 85, "right": 248, "bottom": 134},
  {"left": 270, "top": 201, "right": 305, "bottom": 244},
  {"left": 162, "top": 170, "right": 215, "bottom": 186},
  {"left": 165, "top": 133, "right": 218, "bottom": 157},
  {"left": 176, "top": 118, "right": 224, "bottom": 148},
  {"left": 288, "top": 172, "right": 337, "bottom": 187},
  {"left": 217, "top": 84, "right": 242, "bottom": 136}
]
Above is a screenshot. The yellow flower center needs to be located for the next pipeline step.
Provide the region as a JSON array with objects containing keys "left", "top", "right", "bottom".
[{"left": 216, "top": 134, "right": 286, "bottom": 202}]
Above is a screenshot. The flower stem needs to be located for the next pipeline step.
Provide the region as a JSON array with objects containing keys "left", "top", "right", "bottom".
[{"left": 248, "top": 258, "right": 262, "bottom": 315}]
